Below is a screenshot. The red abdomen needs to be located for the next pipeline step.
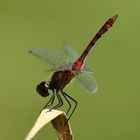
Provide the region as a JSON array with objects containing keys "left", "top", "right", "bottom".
[{"left": 71, "top": 60, "right": 83, "bottom": 72}]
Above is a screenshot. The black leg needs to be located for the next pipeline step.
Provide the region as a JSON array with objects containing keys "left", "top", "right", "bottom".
[
  {"left": 42, "top": 90, "right": 55, "bottom": 110},
  {"left": 50, "top": 91, "right": 55, "bottom": 105},
  {"left": 61, "top": 91, "right": 71, "bottom": 115},
  {"left": 51, "top": 91, "right": 63, "bottom": 110},
  {"left": 62, "top": 91, "right": 78, "bottom": 120}
]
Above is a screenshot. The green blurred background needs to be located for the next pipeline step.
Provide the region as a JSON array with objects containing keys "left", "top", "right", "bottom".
[{"left": 0, "top": 0, "right": 140, "bottom": 140}]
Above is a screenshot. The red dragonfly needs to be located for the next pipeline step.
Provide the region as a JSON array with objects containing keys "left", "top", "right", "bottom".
[{"left": 29, "top": 15, "right": 117, "bottom": 120}]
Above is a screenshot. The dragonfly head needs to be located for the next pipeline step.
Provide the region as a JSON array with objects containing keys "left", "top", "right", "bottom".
[{"left": 36, "top": 81, "right": 50, "bottom": 97}]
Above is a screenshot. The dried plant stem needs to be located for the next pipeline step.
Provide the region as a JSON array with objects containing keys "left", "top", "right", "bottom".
[{"left": 25, "top": 109, "right": 72, "bottom": 140}]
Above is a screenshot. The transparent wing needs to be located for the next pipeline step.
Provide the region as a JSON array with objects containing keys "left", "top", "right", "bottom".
[
  {"left": 64, "top": 44, "right": 78, "bottom": 63},
  {"left": 75, "top": 72, "right": 97, "bottom": 94},
  {"left": 64, "top": 44, "right": 93, "bottom": 73},
  {"left": 29, "top": 45, "right": 94, "bottom": 73},
  {"left": 82, "top": 65, "right": 93, "bottom": 73},
  {"left": 29, "top": 48, "right": 67, "bottom": 70}
]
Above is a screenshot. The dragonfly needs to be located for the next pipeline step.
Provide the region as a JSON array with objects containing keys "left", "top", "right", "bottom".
[{"left": 29, "top": 15, "right": 118, "bottom": 120}]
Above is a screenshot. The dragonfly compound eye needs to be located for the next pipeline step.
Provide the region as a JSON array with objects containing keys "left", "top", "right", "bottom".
[{"left": 36, "top": 81, "right": 49, "bottom": 97}]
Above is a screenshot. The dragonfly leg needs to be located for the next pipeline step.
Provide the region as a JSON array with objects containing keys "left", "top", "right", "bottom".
[
  {"left": 51, "top": 91, "right": 63, "bottom": 110},
  {"left": 61, "top": 91, "right": 71, "bottom": 115},
  {"left": 42, "top": 90, "right": 55, "bottom": 110},
  {"left": 50, "top": 92, "right": 55, "bottom": 105},
  {"left": 62, "top": 91, "right": 78, "bottom": 120}
]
